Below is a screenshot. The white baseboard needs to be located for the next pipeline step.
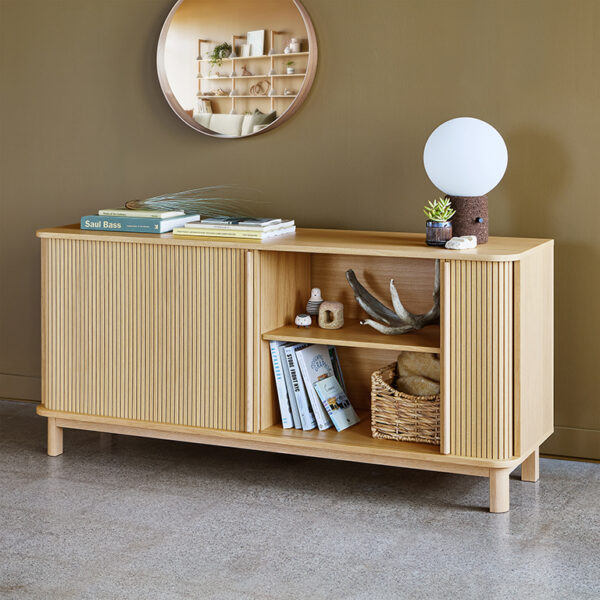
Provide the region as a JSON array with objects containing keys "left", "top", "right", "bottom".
[
  {"left": 542, "top": 426, "right": 600, "bottom": 461},
  {"left": 0, "top": 373, "right": 41, "bottom": 402}
]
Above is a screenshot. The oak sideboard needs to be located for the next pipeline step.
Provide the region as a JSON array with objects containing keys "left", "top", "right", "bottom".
[{"left": 36, "top": 226, "right": 553, "bottom": 513}]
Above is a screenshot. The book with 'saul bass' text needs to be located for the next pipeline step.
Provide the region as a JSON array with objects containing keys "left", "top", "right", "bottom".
[
  {"left": 314, "top": 376, "right": 360, "bottom": 432},
  {"left": 283, "top": 343, "right": 317, "bottom": 431},
  {"left": 81, "top": 214, "right": 199, "bottom": 233},
  {"left": 295, "top": 345, "right": 334, "bottom": 431},
  {"left": 268, "top": 341, "right": 294, "bottom": 429}
]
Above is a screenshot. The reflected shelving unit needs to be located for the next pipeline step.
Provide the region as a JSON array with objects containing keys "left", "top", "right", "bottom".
[{"left": 196, "top": 40, "right": 310, "bottom": 113}]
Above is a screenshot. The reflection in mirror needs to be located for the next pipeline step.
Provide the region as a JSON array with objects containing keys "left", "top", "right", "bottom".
[{"left": 157, "top": 0, "right": 317, "bottom": 138}]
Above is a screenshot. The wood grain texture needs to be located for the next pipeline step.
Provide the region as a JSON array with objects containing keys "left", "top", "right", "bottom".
[
  {"left": 521, "top": 448, "right": 540, "bottom": 482},
  {"left": 42, "top": 238, "right": 247, "bottom": 431},
  {"left": 449, "top": 260, "right": 514, "bottom": 460},
  {"left": 514, "top": 243, "right": 554, "bottom": 455},
  {"left": 311, "top": 254, "right": 438, "bottom": 317},
  {"left": 263, "top": 320, "right": 440, "bottom": 353},
  {"left": 440, "top": 260, "right": 451, "bottom": 454},
  {"left": 255, "top": 250, "right": 311, "bottom": 430},
  {"left": 489, "top": 468, "right": 511, "bottom": 513},
  {"left": 37, "top": 226, "right": 553, "bottom": 262},
  {"left": 37, "top": 405, "right": 514, "bottom": 472},
  {"left": 47, "top": 417, "right": 63, "bottom": 457}
]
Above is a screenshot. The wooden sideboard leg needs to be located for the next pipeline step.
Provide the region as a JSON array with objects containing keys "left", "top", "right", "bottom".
[
  {"left": 489, "top": 468, "right": 510, "bottom": 513},
  {"left": 47, "top": 418, "right": 63, "bottom": 457},
  {"left": 521, "top": 448, "right": 540, "bottom": 482}
]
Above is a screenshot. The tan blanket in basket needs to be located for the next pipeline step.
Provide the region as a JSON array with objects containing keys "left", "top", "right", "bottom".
[{"left": 395, "top": 352, "right": 440, "bottom": 396}]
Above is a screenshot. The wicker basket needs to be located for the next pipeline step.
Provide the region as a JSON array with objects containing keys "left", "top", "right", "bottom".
[{"left": 371, "top": 363, "right": 440, "bottom": 445}]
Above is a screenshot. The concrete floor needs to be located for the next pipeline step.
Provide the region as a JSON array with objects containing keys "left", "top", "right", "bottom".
[{"left": 0, "top": 400, "right": 599, "bottom": 600}]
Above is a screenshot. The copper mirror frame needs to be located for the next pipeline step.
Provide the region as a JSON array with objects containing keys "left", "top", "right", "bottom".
[{"left": 156, "top": 0, "right": 318, "bottom": 139}]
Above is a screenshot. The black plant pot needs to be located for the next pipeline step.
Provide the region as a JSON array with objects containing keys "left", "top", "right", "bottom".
[{"left": 425, "top": 220, "right": 452, "bottom": 247}]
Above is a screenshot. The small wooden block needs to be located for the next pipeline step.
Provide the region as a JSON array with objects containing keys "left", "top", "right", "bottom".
[
  {"left": 47, "top": 418, "right": 63, "bottom": 457},
  {"left": 521, "top": 448, "right": 540, "bottom": 482},
  {"left": 489, "top": 468, "right": 510, "bottom": 513}
]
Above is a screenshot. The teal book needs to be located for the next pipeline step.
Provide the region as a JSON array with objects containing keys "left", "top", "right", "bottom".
[
  {"left": 314, "top": 375, "right": 360, "bottom": 432},
  {"left": 81, "top": 214, "right": 199, "bottom": 233}
]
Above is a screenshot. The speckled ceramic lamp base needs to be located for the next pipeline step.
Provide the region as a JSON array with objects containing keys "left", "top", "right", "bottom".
[{"left": 446, "top": 195, "right": 488, "bottom": 244}]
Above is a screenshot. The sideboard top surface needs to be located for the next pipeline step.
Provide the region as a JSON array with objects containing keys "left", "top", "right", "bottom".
[{"left": 37, "top": 225, "right": 553, "bottom": 261}]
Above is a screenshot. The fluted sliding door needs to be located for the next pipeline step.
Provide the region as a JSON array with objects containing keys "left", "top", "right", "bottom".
[{"left": 42, "top": 239, "right": 247, "bottom": 431}]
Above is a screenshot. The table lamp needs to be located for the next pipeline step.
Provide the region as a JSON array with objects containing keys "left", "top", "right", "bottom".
[{"left": 423, "top": 117, "right": 508, "bottom": 244}]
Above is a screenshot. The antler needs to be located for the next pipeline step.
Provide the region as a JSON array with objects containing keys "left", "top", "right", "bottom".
[{"left": 345, "top": 260, "right": 440, "bottom": 335}]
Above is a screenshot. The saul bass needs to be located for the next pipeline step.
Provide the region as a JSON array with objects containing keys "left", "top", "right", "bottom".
[{"left": 83, "top": 219, "right": 122, "bottom": 229}]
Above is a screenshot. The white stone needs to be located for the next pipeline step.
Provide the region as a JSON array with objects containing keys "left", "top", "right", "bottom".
[{"left": 445, "top": 235, "right": 478, "bottom": 250}]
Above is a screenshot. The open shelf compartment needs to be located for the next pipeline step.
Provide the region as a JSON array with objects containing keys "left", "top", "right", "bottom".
[{"left": 256, "top": 250, "right": 442, "bottom": 453}]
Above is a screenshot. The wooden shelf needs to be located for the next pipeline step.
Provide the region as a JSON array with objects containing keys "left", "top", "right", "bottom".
[
  {"left": 263, "top": 319, "right": 440, "bottom": 353},
  {"left": 197, "top": 95, "right": 296, "bottom": 99},
  {"left": 261, "top": 411, "right": 441, "bottom": 455},
  {"left": 197, "top": 51, "right": 309, "bottom": 62},
  {"left": 199, "top": 73, "right": 306, "bottom": 80}
]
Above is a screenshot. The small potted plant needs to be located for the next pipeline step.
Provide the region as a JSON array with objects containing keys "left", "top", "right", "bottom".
[
  {"left": 208, "top": 42, "right": 232, "bottom": 75},
  {"left": 286, "top": 61, "right": 295, "bottom": 74},
  {"left": 423, "top": 197, "right": 455, "bottom": 246}
]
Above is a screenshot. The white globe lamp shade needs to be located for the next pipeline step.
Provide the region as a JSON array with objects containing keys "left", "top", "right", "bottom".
[{"left": 423, "top": 117, "right": 508, "bottom": 197}]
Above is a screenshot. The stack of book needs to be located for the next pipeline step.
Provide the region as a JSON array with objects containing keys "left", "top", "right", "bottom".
[
  {"left": 269, "top": 342, "right": 360, "bottom": 432},
  {"left": 173, "top": 217, "right": 296, "bottom": 240},
  {"left": 81, "top": 208, "right": 200, "bottom": 233}
]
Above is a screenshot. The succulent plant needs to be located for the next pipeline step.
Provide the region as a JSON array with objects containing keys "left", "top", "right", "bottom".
[{"left": 424, "top": 197, "right": 456, "bottom": 222}]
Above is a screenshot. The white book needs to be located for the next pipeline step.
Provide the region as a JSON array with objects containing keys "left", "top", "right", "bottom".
[
  {"left": 279, "top": 344, "right": 302, "bottom": 429},
  {"left": 295, "top": 345, "right": 333, "bottom": 431},
  {"left": 314, "top": 376, "right": 360, "bottom": 432},
  {"left": 186, "top": 219, "right": 295, "bottom": 232},
  {"left": 200, "top": 217, "right": 282, "bottom": 227},
  {"left": 283, "top": 344, "right": 317, "bottom": 431},
  {"left": 98, "top": 208, "right": 185, "bottom": 219},
  {"left": 269, "top": 341, "right": 294, "bottom": 429}
]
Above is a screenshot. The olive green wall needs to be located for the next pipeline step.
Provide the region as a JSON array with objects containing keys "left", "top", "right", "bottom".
[{"left": 1, "top": 0, "right": 598, "bottom": 459}]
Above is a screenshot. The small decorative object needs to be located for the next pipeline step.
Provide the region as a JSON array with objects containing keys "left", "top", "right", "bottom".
[
  {"left": 249, "top": 80, "right": 270, "bottom": 96},
  {"left": 241, "top": 65, "right": 253, "bottom": 76},
  {"left": 284, "top": 45, "right": 292, "bottom": 54},
  {"left": 208, "top": 42, "right": 232, "bottom": 76},
  {"left": 247, "top": 30, "right": 265, "bottom": 56},
  {"left": 424, "top": 117, "right": 508, "bottom": 244},
  {"left": 423, "top": 197, "right": 455, "bottom": 247},
  {"left": 318, "top": 301, "right": 344, "bottom": 329},
  {"left": 214, "top": 88, "right": 228, "bottom": 96},
  {"left": 445, "top": 235, "right": 478, "bottom": 250},
  {"left": 288, "top": 38, "right": 301, "bottom": 53},
  {"left": 286, "top": 61, "right": 295, "bottom": 74},
  {"left": 345, "top": 260, "right": 440, "bottom": 335},
  {"left": 295, "top": 313, "right": 312, "bottom": 328},
  {"left": 305, "top": 288, "right": 323, "bottom": 315},
  {"left": 283, "top": 88, "right": 295, "bottom": 96}
]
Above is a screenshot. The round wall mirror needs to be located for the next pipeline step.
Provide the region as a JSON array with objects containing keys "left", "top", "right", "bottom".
[{"left": 157, "top": 0, "right": 317, "bottom": 138}]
